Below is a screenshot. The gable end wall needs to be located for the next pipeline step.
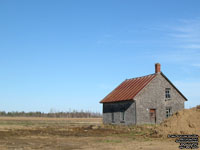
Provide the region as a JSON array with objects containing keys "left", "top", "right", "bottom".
[{"left": 135, "top": 73, "right": 185, "bottom": 124}]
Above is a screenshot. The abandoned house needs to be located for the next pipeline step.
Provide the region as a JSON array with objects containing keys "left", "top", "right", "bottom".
[{"left": 100, "top": 63, "right": 187, "bottom": 125}]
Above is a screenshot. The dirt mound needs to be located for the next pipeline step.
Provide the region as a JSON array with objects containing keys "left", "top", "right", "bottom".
[{"left": 156, "top": 106, "right": 200, "bottom": 137}]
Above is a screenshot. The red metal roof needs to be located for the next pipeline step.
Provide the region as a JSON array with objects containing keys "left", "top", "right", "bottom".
[{"left": 100, "top": 74, "right": 157, "bottom": 103}]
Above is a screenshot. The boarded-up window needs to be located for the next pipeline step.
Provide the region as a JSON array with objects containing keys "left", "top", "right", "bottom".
[
  {"left": 111, "top": 112, "right": 114, "bottom": 123},
  {"left": 120, "top": 111, "right": 125, "bottom": 121}
]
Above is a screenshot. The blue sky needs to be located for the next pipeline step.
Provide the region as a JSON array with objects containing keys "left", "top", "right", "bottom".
[{"left": 0, "top": 0, "right": 200, "bottom": 113}]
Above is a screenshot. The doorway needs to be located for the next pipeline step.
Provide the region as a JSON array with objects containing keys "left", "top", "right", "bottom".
[{"left": 149, "top": 109, "right": 156, "bottom": 124}]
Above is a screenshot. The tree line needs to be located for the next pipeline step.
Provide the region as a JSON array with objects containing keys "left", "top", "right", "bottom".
[{"left": 0, "top": 110, "right": 102, "bottom": 118}]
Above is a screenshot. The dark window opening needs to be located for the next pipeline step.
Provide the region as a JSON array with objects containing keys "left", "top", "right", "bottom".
[
  {"left": 165, "top": 88, "right": 171, "bottom": 99},
  {"left": 166, "top": 107, "right": 172, "bottom": 118}
]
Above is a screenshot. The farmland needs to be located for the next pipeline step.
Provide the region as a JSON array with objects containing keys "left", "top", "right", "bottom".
[{"left": 0, "top": 117, "right": 180, "bottom": 150}]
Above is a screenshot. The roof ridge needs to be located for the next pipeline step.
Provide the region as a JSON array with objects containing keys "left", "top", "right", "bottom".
[{"left": 126, "top": 73, "right": 156, "bottom": 81}]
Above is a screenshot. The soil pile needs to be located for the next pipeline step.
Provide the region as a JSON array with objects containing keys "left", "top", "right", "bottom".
[{"left": 157, "top": 106, "right": 200, "bottom": 137}]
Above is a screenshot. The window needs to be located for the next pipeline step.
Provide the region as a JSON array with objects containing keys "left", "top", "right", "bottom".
[
  {"left": 166, "top": 107, "right": 172, "bottom": 118},
  {"left": 120, "top": 111, "right": 125, "bottom": 121},
  {"left": 111, "top": 112, "right": 114, "bottom": 123},
  {"left": 165, "top": 88, "right": 171, "bottom": 99}
]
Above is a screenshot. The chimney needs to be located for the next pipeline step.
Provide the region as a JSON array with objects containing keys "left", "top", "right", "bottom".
[{"left": 155, "top": 63, "right": 161, "bottom": 73}]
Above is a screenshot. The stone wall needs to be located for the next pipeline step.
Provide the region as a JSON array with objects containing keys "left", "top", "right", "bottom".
[{"left": 135, "top": 73, "right": 185, "bottom": 124}]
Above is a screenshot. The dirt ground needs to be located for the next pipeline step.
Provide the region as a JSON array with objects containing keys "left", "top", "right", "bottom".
[{"left": 0, "top": 117, "right": 183, "bottom": 150}]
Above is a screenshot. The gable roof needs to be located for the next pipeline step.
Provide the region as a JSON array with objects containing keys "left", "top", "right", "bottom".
[
  {"left": 100, "top": 74, "right": 156, "bottom": 103},
  {"left": 100, "top": 72, "right": 187, "bottom": 103}
]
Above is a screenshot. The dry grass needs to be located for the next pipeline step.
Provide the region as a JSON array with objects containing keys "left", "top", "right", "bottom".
[
  {"left": 0, "top": 117, "right": 102, "bottom": 121},
  {"left": 0, "top": 117, "right": 181, "bottom": 150}
]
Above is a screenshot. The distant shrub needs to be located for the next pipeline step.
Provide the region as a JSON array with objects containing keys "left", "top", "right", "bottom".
[{"left": 0, "top": 110, "right": 102, "bottom": 118}]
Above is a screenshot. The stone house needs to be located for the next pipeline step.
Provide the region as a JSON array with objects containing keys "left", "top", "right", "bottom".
[{"left": 100, "top": 63, "right": 187, "bottom": 125}]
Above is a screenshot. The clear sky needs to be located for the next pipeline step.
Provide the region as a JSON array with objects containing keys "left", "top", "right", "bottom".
[{"left": 0, "top": 0, "right": 200, "bottom": 113}]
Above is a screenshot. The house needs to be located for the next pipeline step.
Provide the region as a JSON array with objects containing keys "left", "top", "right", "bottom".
[{"left": 100, "top": 63, "right": 187, "bottom": 125}]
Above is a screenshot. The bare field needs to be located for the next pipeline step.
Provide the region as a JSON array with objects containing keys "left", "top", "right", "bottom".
[{"left": 0, "top": 117, "right": 180, "bottom": 150}]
